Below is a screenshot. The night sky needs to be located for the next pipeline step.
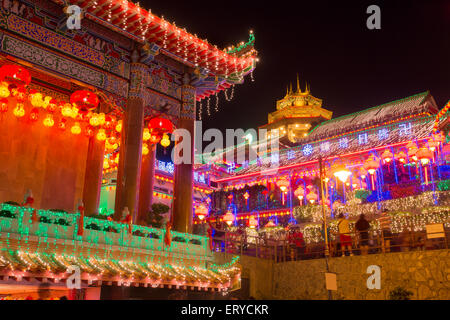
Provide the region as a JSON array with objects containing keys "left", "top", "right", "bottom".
[{"left": 144, "top": 0, "right": 450, "bottom": 134}]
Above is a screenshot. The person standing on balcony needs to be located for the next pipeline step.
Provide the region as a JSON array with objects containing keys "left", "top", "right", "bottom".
[
  {"left": 337, "top": 213, "right": 353, "bottom": 256},
  {"left": 378, "top": 209, "right": 392, "bottom": 253},
  {"left": 288, "top": 227, "right": 305, "bottom": 260},
  {"left": 355, "top": 214, "right": 371, "bottom": 255}
]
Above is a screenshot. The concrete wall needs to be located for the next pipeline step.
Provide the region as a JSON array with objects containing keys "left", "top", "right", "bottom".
[
  {"left": 0, "top": 104, "right": 89, "bottom": 212},
  {"left": 217, "top": 249, "right": 450, "bottom": 300}
]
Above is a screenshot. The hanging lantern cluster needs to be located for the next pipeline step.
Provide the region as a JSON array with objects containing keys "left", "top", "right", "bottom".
[{"left": 0, "top": 65, "right": 126, "bottom": 149}]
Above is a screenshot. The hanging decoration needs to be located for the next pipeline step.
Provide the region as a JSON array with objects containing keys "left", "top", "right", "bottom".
[
  {"left": 160, "top": 133, "right": 171, "bottom": 148},
  {"left": 0, "top": 64, "right": 31, "bottom": 88},
  {"left": 223, "top": 210, "right": 235, "bottom": 226},
  {"left": 248, "top": 216, "right": 258, "bottom": 229},
  {"left": 364, "top": 155, "right": 380, "bottom": 190},
  {"left": 70, "top": 90, "right": 99, "bottom": 114},
  {"left": 195, "top": 204, "right": 208, "bottom": 221}
]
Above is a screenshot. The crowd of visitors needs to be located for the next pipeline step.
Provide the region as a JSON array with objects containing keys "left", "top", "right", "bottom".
[{"left": 210, "top": 209, "right": 448, "bottom": 261}]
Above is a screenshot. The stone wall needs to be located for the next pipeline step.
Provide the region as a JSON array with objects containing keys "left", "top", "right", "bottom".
[{"left": 217, "top": 249, "right": 450, "bottom": 300}]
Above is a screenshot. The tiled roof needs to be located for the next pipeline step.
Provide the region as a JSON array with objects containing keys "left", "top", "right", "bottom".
[{"left": 307, "top": 92, "right": 435, "bottom": 140}]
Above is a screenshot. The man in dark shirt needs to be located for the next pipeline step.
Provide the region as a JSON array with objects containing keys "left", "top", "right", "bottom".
[{"left": 355, "top": 214, "right": 371, "bottom": 255}]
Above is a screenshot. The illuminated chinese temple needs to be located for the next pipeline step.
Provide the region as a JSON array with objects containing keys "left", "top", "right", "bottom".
[
  {"left": 0, "top": 0, "right": 256, "bottom": 299},
  {"left": 199, "top": 90, "right": 450, "bottom": 244}
]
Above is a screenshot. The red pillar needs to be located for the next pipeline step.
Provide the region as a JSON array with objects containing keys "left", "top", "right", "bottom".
[
  {"left": 138, "top": 144, "right": 156, "bottom": 224},
  {"left": 82, "top": 136, "right": 105, "bottom": 215},
  {"left": 172, "top": 82, "right": 196, "bottom": 233},
  {"left": 114, "top": 63, "right": 146, "bottom": 222}
]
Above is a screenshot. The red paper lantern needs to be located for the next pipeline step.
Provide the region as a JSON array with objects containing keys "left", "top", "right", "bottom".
[
  {"left": 103, "top": 115, "right": 115, "bottom": 130},
  {"left": 276, "top": 178, "right": 289, "bottom": 192},
  {"left": 195, "top": 204, "right": 208, "bottom": 221},
  {"left": 416, "top": 147, "right": 432, "bottom": 166},
  {"left": 381, "top": 150, "right": 393, "bottom": 163},
  {"left": 223, "top": 210, "right": 235, "bottom": 226},
  {"left": 0, "top": 65, "right": 31, "bottom": 87},
  {"left": 70, "top": 90, "right": 99, "bottom": 114},
  {"left": 363, "top": 156, "right": 380, "bottom": 175},
  {"left": 306, "top": 191, "right": 318, "bottom": 204},
  {"left": 397, "top": 151, "right": 407, "bottom": 163},
  {"left": 148, "top": 117, "right": 174, "bottom": 136}
]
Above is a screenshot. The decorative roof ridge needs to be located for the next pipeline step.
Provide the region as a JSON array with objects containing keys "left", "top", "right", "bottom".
[{"left": 308, "top": 91, "right": 430, "bottom": 135}]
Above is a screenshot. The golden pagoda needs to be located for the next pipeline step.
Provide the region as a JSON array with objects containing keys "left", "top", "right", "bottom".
[{"left": 261, "top": 75, "right": 333, "bottom": 143}]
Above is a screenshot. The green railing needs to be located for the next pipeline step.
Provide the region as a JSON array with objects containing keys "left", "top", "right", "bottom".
[{"left": 0, "top": 204, "right": 210, "bottom": 260}]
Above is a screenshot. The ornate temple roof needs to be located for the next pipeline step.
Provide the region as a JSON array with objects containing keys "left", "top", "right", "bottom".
[
  {"left": 307, "top": 91, "right": 438, "bottom": 140},
  {"left": 54, "top": 0, "right": 257, "bottom": 91}
]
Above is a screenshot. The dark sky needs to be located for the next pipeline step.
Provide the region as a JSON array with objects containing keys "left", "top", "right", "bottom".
[{"left": 144, "top": 0, "right": 450, "bottom": 134}]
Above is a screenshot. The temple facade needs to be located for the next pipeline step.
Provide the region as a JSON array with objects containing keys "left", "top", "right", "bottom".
[{"left": 0, "top": 0, "right": 256, "bottom": 299}]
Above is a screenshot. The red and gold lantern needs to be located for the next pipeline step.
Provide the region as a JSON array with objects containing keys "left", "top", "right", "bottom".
[
  {"left": 195, "top": 204, "right": 208, "bottom": 221},
  {"left": 0, "top": 65, "right": 31, "bottom": 88},
  {"left": 70, "top": 90, "right": 99, "bottom": 114}
]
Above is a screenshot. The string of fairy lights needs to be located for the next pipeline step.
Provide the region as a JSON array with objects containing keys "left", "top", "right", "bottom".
[
  {"left": 0, "top": 203, "right": 240, "bottom": 289},
  {"left": 0, "top": 250, "right": 239, "bottom": 288}
]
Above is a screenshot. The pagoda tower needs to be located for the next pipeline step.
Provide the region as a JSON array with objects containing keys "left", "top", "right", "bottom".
[{"left": 260, "top": 75, "right": 333, "bottom": 143}]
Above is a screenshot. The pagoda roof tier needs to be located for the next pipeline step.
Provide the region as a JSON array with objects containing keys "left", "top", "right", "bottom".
[{"left": 54, "top": 0, "right": 257, "bottom": 88}]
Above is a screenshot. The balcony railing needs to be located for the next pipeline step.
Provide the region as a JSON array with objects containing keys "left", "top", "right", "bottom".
[
  {"left": 212, "top": 229, "right": 449, "bottom": 263},
  {"left": 0, "top": 204, "right": 211, "bottom": 261}
]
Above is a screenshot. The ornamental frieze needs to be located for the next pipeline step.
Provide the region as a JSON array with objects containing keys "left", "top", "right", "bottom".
[
  {"left": 147, "top": 64, "right": 181, "bottom": 100},
  {"left": 0, "top": 34, "right": 129, "bottom": 97},
  {"left": 4, "top": 13, "right": 130, "bottom": 79},
  {"left": 143, "top": 88, "right": 180, "bottom": 119},
  {"left": 7, "top": 14, "right": 105, "bottom": 66},
  {"left": 181, "top": 85, "right": 196, "bottom": 120}
]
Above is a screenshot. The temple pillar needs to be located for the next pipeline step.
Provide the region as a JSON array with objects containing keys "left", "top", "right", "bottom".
[
  {"left": 137, "top": 144, "right": 156, "bottom": 224},
  {"left": 82, "top": 136, "right": 105, "bottom": 215},
  {"left": 172, "top": 79, "right": 196, "bottom": 233},
  {"left": 114, "top": 62, "right": 147, "bottom": 221}
]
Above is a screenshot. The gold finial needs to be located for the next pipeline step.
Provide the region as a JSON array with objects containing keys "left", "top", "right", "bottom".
[
  {"left": 305, "top": 82, "right": 310, "bottom": 94},
  {"left": 289, "top": 83, "right": 293, "bottom": 94},
  {"left": 285, "top": 85, "right": 289, "bottom": 98},
  {"left": 296, "top": 74, "right": 302, "bottom": 93}
]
